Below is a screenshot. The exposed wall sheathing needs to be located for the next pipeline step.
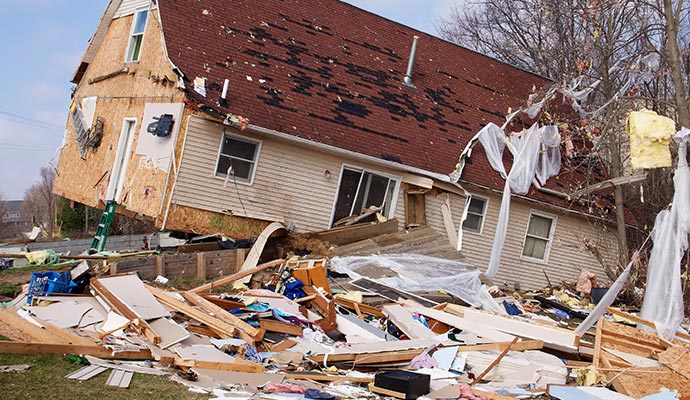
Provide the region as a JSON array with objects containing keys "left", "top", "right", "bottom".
[{"left": 54, "top": 9, "right": 182, "bottom": 218}]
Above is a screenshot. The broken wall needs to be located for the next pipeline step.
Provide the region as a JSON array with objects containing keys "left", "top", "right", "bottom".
[{"left": 54, "top": 5, "right": 182, "bottom": 219}]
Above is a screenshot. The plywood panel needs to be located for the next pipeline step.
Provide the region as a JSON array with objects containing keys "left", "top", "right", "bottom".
[{"left": 54, "top": 8, "right": 179, "bottom": 219}]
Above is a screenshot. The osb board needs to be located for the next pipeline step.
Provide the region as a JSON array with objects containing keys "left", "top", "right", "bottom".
[
  {"left": 54, "top": 10, "right": 180, "bottom": 219},
  {"left": 600, "top": 319, "right": 667, "bottom": 358},
  {"left": 657, "top": 345, "right": 690, "bottom": 380},
  {"left": 608, "top": 365, "right": 690, "bottom": 399},
  {"left": 158, "top": 203, "right": 271, "bottom": 238}
]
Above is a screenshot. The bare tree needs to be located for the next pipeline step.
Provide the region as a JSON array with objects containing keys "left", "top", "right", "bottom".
[
  {"left": 438, "top": 0, "right": 668, "bottom": 271},
  {"left": 22, "top": 167, "right": 57, "bottom": 238}
]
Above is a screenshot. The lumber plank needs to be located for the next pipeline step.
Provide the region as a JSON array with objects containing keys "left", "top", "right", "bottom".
[
  {"left": 460, "top": 306, "right": 579, "bottom": 350},
  {"left": 147, "top": 285, "right": 251, "bottom": 344},
  {"left": 284, "top": 372, "right": 373, "bottom": 383},
  {"left": 0, "top": 341, "right": 153, "bottom": 359},
  {"left": 0, "top": 305, "right": 63, "bottom": 343},
  {"left": 189, "top": 258, "right": 285, "bottom": 293},
  {"left": 334, "top": 296, "right": 386, "bottom": 317},
  {"left": 173, "top": 357, "right": 265, "bottom": 373},
  {"left": 383, "top": 304, "right": 436, "bottom": 339},
  {"left": 369, "top": 384, "right": 407, "bottom": 399},
  {"left": 259, "top": 319, "right": 303, "bottom": 336},
  {"left": 182, "top": 290, "right": 261, "bottom": 341},
  {"left": 90, "top": 278, "right": 161, "bottom": 344},
  {"left": 606, "top": 307, "right": 690, "bottom": 342}
]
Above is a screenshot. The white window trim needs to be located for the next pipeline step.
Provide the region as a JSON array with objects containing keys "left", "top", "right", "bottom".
[
  {"left": 520, "top": 209, "right": 557, "bottom": 263},
  {"left": 213, "top": 131, "right": 262, "bottom": 186},
  {"left": 462, "top": 194, "right": 488, "bottom": 235},
  {"left": 328, "top": 164, "right": 401, "bottom": 227},
  {"left": 124, "top": 8, "right": 149, "bottom": 63},
  {"left": 107, "top": 118, "right": 137, "bottom": 202}
]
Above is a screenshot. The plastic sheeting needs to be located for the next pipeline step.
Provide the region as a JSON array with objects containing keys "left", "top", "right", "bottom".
[
  {"left": 640, "top": 129, "right": 690, "bottom": 340},
  {"left": 481, "top": 123, "right": 561, "bottom": 279},
  {"left": 330, "top": 254, "right": 504, "bottom": 314}
]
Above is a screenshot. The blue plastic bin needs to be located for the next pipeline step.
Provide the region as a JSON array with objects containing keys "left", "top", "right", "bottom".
[{"left": 27, "top": 271, "right": 77, "bottom": 303}]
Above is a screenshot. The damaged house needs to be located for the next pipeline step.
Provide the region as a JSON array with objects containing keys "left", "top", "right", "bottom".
[{"left": 54, "top": 0, "right": 631, "bottom": 289}]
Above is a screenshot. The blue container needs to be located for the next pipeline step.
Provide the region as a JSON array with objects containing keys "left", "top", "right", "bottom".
[{"left": 27, "top": 271, "right": 76, "bottom": 303}]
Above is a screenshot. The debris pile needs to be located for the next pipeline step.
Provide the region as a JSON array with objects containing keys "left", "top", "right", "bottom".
[{"left": 1, "top": 244, "right": 688, "bottom": 399}]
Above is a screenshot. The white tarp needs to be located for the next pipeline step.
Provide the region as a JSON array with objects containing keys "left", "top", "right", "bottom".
[
  {"left": 330, "top": 254, "right": 504, "bottom": 314},
  {"left": 640, "top": 128, "right": 690, "bottom": 340}
]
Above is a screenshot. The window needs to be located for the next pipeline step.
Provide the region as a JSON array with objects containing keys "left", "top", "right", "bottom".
[
  {"left": 126, "top": 9, "right": 148, "bottom": 62},
  {"left": 462, "top": 196, "right": 487, "bottom": 233},
  {"left": 214, "top": 133, "right": 261, "bottom": 184},
  {"left": 522, "top": 211, "right": 556, "bottom": 261},
  {"left": 331, "top": 167, "right": 399, "bottom": 226}
]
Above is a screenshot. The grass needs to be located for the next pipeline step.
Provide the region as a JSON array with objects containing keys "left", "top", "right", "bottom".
[
  {"left": 0, "top": 354, "right": 209, "bottom": 400},
  {"left": 0, "top": 283, "right": 17, "bottom": 297}
]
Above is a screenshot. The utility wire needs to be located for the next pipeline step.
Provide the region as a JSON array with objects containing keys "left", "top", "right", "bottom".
[{"left": 0, "top": 110, "right": 65, "bottom": 132}]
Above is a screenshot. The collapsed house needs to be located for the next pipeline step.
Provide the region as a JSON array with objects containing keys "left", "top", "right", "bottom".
[{"left": 53, "top": 0, "right": 633, "bottom": 289}]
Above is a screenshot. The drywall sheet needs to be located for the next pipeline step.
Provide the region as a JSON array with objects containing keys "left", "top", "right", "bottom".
[
  {"left": 27, "top": 301, "right": 92, "bottom": 329},
  {"left": 135, "top": 103, "right": 184, "bottom": 172},
  {"left": 176, "top": 345, "right": 236, "bottom": 363},
  {"left": 149, "top": 317, "right": 190, "bottom": 349},
  {"left": 36, "top": 295, "right": 107, "bottom": 328},
  {"left": 98, "top": 275, "right": 169, "bottom": 320}
]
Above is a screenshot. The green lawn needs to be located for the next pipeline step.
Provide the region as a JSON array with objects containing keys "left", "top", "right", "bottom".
[{"left": 0, "top": 354, "right": 209, "bottom": 400}]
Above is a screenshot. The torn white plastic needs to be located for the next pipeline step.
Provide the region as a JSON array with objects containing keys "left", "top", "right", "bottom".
[
  {"left": 640, "top": 128, "right": 690, "bottom": 340},
  {"left": 481, "top": 123, "right": 561, "bottom": 279},
  {"left": 330, "top": 254, "right": 503, "bottom": 314}
]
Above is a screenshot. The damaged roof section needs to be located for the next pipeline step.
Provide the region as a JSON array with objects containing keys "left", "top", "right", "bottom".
[{"left": 157, "top": 0, "right": 550, "bottom": 181}]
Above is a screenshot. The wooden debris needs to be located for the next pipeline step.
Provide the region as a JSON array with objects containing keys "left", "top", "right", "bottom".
[
  {"left": 189, "top": 258, "right": 285, "bottom": 293},
  {"left": 0, "top": 342, "right": 153, "bottom": 359},
  {"left": 147, "top": 285, "right": 252, "bottom": 344},
  {"left": 90, "top": 278, "right": 161, "bottom": 344}
]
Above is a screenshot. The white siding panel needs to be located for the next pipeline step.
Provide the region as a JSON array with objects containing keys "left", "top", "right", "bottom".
[
  {"left": 445, "top": 190, "right": 619, "bottom": 290},
  {"left": 175, "top": 116, "right": 407, "bottom": 233},
  {"left": 114, "top": 0, "right": 152, "bottom": 18}
]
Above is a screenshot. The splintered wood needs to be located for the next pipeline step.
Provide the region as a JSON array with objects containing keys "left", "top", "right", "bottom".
[{"left": 593, "top": 315, "right": 690, "bottom": 398}]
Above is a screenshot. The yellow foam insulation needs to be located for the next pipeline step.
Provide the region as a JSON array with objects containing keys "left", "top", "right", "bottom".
[{"left": 627, "top": 109, "right": 675, "bottom": 170}]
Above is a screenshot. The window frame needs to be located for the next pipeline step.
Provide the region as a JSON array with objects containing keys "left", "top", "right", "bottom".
[
  {"left": 329, "top": 164, "right": 401, "bottom": 227},
  {"left": 461, "top": 195, "right": 488, "bottom": 234},
  {"left": 125, "top": 8, "right": 149, "bottom": 63},
  {"left": 520, "top": 210, "right": 557, "bottom": 263},
  {"left": 213, "top": 131, "right": 262, "bottom": 186}
]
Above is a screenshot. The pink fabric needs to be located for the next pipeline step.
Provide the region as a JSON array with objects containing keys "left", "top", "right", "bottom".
[
  {"left": 262, "top": 382, "right": 307, "bottom": 394},
  {"left": 576, "top": 269, "right": 598, "bottom": 296}
]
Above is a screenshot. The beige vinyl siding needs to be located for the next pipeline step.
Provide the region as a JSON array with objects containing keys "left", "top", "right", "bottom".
[
  {"left": 114, "top": 0, "right": 152, "bottom": 18},
  {"left": 423, "top": 188, "right": 619, "bottom": 290},
  {"left": 174, "top": 116, "right": 407, "bottom": 233}
]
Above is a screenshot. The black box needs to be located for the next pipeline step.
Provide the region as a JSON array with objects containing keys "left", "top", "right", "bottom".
[{"left": 374, "top": 370, "right": 430, "bottom": 399}]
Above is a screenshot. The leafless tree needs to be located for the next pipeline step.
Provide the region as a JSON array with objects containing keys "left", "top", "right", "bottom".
[
  {"left": 437, "top": 0, "right": 688, "bottom": 272},
  {"left": 22, "top": 167, "right": 57, "bottom": 238}
]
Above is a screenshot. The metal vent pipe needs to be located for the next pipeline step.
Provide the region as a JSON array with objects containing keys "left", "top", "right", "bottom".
[{"left": 403, "top": 36, "right": 419, "bottom": 87}]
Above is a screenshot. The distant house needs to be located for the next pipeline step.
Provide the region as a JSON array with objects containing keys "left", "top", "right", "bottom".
[
  {"left": 54, "top": 0, "right": 632, "bottom": 288},
  {"left": 2, "top": 200, "right": 32, "bottom": 230}
]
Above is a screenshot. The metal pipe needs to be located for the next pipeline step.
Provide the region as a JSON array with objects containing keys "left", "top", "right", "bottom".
[{"left": 403, "top": 36, "right": 419, "bottom": 87}]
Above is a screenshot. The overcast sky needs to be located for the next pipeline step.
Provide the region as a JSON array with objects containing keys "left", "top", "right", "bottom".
[{"left": 0, "top": 0, "right": 457, "bottom": 200}]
